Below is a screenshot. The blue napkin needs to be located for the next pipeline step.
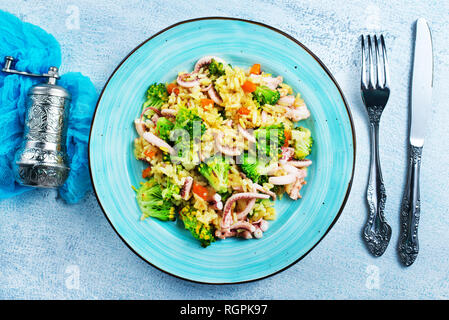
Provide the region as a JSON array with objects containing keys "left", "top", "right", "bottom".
[{"left": 0, "top": 10, "right": 98, "bottom": 203}]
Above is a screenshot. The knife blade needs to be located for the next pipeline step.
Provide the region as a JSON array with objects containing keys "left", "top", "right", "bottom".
[
  {"left": 398, "top": 18, "right": 433, "bottom": 266},
  {"left": 409, "top": 18, "right": 433, "bottom": 147}
]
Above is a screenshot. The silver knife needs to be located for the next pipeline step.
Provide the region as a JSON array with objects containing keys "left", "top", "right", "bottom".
[{"left": 398, "top": 18, "right": 433, "bottom": 266}]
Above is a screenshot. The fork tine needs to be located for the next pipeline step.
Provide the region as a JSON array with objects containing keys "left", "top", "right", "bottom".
[
  {"left": 380, "top": 35, "right": 390, "bottom": 88},
  {"left": 374, "top": 35, "right": 383, "bottom": 88},
  {"left": 367, "top": 35, "right": 376, "bottom": 88},
  {"left": 361, "top": 35, "right": 367, "bottom": 89}
]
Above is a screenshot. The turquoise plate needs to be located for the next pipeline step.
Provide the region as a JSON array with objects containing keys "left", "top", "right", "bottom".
[{"left": 89, "top": 17, "right": 355, "bottom": 284}]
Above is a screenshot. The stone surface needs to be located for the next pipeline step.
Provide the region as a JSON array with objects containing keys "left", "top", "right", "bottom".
[{"left": 0, "top": 0, "right": 448, "bottom": 299}]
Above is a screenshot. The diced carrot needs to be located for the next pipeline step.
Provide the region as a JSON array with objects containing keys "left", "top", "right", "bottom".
[
  {"left": 142, "top": 167, "right": 151, "bottom": 178},
  {"left": 144, "top": 149, "right": 156, "bottom": 158},
  {"left": 173, "top": 87, "right": 180, "bottom": 95},
  {"left": 284, "top": 129, "right": 291, "bottom": 147},
  {"left": 167, "top": 83, "right": 177, "bottom": 94},
  {"left": 237, "top": 106, "right": 251, "bottom": 115},
  {"left": 192, "top": 182, "right": 209, "bottom": 200},
  {"left": 249, "top": 63, "right": 261, "bottom": 75},
  {"left": 201, "top": 98, "right": 214, "bottom": 109},
  {"left": 241, "top": 80, "right": 257, "bottom": 93}
]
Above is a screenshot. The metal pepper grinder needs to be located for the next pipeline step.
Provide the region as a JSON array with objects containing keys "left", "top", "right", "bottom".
[{"left": 2, "top": 56, "right": 71, "bottom": 187}]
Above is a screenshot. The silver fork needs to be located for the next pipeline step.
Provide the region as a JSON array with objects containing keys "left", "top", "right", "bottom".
[{"left": 360, "top": 35, "right": 392, "bottom": 257}]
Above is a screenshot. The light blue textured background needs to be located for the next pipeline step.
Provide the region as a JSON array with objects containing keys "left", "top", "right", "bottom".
[{"left": 0, "top": 0, "right": 448, "bottom": 299}]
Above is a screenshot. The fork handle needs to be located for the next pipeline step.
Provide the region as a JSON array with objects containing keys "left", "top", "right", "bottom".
[
  {"left": 398, "top": 145, "right": 422, "bottom": 266},
  {"left": 363, "top": 121, "right": 392, "bottom": 256}
]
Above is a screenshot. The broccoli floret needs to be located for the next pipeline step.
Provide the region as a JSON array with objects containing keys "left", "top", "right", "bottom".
[
  {"left": 161, "top": 179, "right": 180, "bottom": 200},
  {"left": 239, "top": 152, "right": 278, "bottom": 184},
  {"left": 170, "top": 107, "right": 205, "bottom": 168},
  {"left": 291, "top": 127, "right": 313, "bottom": 159},
  {"left": 143, "top": 83, "right": 169, "bottom": 109},
  {"left": 253, "top": 85, "right": 280, "bottom": 106},
  {"left": 174, "top": 106, "right": 206, "bottom": 141},
  {"left": 198, "top": 156, "right": 230, "bottom": 193},
  {"left": 172, "top": 143, "right": 201, "bottom": 170},
  {"left": 208, "top": 59, "right": 226, "bottom": 77},
  {"left": 254, "top": 123, "right": 285, "bottom": 158},
  {"left": 156, "top": 117, "right": 174, "bottom": 141},
  {"left": 179, "top": 205, "right": 215, "bottom": 247},
  {"left": 136, "top": 180, "right": 175, "bottom": 221}
]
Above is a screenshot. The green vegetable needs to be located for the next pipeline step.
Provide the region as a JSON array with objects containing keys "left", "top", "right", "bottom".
[
  {"left": 208, "top": 59, "right": 226, "bottom": 77},
  {"left": 198, "top": 156, "right": 230, "bottom": 194},
  {"left": 218, "top": 190, "right": 232, "bottom": 202},
  {"left": 142, "top": 83, "right": 169, "bottom": 109},
  {"left": 239, "top": 152, "right": 276, "bottom": 184},
  {"left": 179, "top": 205, "right": 215, "bottom": 247},
  {"left": 241, "top": 123, "right": 285, "bottom": 182},
  {"left": 161, "top": 179, "right": 180, "bottom": 200},
  {"left": 291, "top": 127, "right": 313, "bottom": 159},
  {"left": 173, "top": 106, "right": 206, "bottom": 141},
  {"left": 254, "top": 123, "right": 285, "bottom": 158},
  {"left": 162, "top": 153, "right": 171, "bottom": 163},
  {"left": 169, "top": 106, "right": 205, "bottom": 169},
  {"left": 253, "top": 85, "right": 280, "bottom": 106},
  {"left": 136, "top": 180, "right": 175, "bottom": 221},
  {"left": 173, "top": 144, "right": 201, "bottom": 170},
  {"left": 156, "top": 117, "right": 174, "bottom": 141}
]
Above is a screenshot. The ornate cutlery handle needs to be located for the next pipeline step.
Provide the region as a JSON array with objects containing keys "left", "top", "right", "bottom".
[
  {"left": 398, "top": 145, "right": 422, "bottom": 266},
  {"left": 363, "top": 122, "right": 392, "bottom": 256}
]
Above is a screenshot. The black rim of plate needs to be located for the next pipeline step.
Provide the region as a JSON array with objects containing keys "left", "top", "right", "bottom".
[{"left": 88, "top": 16, "right": 357, "bottom": 285}]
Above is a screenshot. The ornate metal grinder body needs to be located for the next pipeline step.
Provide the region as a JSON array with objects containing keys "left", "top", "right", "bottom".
[{"left": 2, "top": 56, "right": 71, "bottom": 187}]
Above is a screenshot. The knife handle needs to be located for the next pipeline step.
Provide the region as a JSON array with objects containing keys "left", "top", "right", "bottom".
[
  {"left": 363, "top": 122, "right": 392, "bottom": 256},
  {"left": 398, "top": 145, "right": 422, "bottom": 266}
]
